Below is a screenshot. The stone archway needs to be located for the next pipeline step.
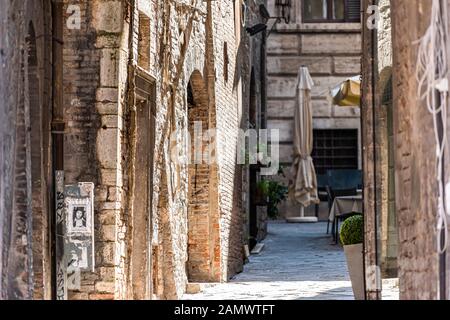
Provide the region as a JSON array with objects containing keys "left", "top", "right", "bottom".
[
  {"left": 186, "top": 71, "right": 220, "bottom": 282},
  {"left": 377, "top": 69, "right": 398, "bottom": 277}
]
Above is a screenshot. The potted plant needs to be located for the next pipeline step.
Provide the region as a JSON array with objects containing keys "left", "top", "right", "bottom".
[
  {"left": 256, "top": 180, "right": 269, "bottom": 205},
  {"left": 257, "top": 180, "right": 288, "bottom": 219},
  {"left": 340, "top": 215, "right": 365, "bottom": 300}
]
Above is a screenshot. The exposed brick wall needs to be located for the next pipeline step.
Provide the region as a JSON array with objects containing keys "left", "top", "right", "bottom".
[
  {"left": 187, "top": 72, "right": 215, "bottom": 282},
  {"left": 390, "top": 0, "right": 440, "bottom": 300},
  {"left": 210, "top": 0, "right": 246, "bottom": 281},
  {"left": 0, "top": 0, "right": 53, "bottom": 300}
]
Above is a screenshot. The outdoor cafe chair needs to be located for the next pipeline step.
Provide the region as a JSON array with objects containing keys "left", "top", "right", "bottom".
[{"left": 326, "top": 186, "right": 358, "bottom": 243}]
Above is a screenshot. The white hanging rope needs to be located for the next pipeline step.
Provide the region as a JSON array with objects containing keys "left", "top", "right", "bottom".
[{"left": 416, "top": 0, "right": 449, "bottom": 254}]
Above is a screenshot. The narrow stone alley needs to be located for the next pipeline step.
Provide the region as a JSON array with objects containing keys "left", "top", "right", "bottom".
[
  {"left": 4, "top": 0, "right": 447, "bottom": 304},
  {"left": 185, "top": 222, "right": 352, "bottom": 300},
  {"left": 184, "top": 222, "right": 399, "bottom": 300}
]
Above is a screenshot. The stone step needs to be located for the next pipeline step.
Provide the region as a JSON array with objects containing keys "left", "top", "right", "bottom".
[{"left": 251, "top": 243, "right": 265, "bottom": 255}]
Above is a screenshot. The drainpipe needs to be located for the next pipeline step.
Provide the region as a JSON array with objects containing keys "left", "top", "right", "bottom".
[
  {"left": 439, "top": 0, "right": 448, "bottom": 300},
  {"left": 51, "top": 0, "right": 65, "bottom": 300},
  {"left": 260, "top": 29, "right": 267, "bottom": 130},
  {"left": 438, "top": 90, "right": 447, "bottom": 300}
]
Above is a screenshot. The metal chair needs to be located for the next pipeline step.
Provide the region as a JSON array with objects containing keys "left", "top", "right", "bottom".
[
  {"left": 326, "top": 186, "right": 358, "bottom": 242},
  {"left": 315, "top": 174, "right": 328, "bottom": 220},
  {"left": 327, "top": 169, "right": 362, "bottom": 190}
]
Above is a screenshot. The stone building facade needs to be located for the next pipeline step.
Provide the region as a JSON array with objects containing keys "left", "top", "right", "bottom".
[
  {"left": 0, "top": 0, "right": 260, "bottom": 300},
  {"left": 266, "top": 0, "right": 362, "bottom": 219}
]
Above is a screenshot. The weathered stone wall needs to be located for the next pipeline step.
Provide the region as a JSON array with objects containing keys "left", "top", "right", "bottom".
[
  {"left": 66, "top": 0, "right": 245, "bottom": 299},
  {"left": 361, "top": 0, "right": 380, "bottom": 299},
  {"left": 63, "top": 0, "right": 104, "bottom": 300},
  {"left": 62, "top": 0, "right": 131, "bottom": 300},
  {"left": 0, "top": 0, "right": 53, "bottom": 300},
  {"left": 391, "top": 0, "right": 440, "bottom": 300},
  {"left": 148, "top": 0, "right": 210, "bottom": 299},
  {"left": 266, "top": 0, "right": 362, "bottom": 219},
  {"left": 1, "top": 0, "right": 246, "bottom": 300}
]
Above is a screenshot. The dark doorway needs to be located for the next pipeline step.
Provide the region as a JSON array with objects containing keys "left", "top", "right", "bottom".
[{"left": 248, "top": 69, "right": 259, "bottom": 251}]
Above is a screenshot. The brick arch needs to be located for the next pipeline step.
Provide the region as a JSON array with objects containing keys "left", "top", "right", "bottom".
[{"left": 186, "top": 71, "right": 220, "bottom": 282}]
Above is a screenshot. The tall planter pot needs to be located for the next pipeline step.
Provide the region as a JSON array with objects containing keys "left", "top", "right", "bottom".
[{"left": 343, "top": 243, "right": 365, "bottom": 300}]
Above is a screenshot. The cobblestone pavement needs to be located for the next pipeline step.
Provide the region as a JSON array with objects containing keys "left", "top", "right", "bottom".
[{"left": 183, "top": 221, "right": 399, "bottom": 300}]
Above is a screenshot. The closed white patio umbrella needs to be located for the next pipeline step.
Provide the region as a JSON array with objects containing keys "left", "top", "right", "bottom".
[{"left": 288, "top": 66, "right": 319, "bottom": 223}]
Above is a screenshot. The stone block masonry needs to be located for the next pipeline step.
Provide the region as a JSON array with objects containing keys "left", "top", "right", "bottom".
[
  {"left": 0, "top": 0, "right": 250, "bottom": 300},
  {"left": 266, "top": 0, "right": 362, "bottom": 219},
  {"left": 62, "top": 0, "right": 246, "bottom": 299}
]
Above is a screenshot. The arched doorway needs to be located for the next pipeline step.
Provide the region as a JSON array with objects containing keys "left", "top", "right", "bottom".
[
  {"left": 374, "top": 68, "right": 399, "bottom": 298},
  {"left": 378, "top": 71, "right": 398, "bottom": 277},
  {"left": 186, "top": 71, "right": 220, "bottom": 282}
]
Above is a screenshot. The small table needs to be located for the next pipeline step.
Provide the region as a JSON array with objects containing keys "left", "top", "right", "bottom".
[{"left": 329, "top": 195, "right": 363, "bottom": 243}]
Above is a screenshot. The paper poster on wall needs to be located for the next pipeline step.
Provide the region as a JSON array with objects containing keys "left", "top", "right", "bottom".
[
  {"left": 64, "top": 182, "right": 95, "bottom": 275},
  {"left": 66, "top": 197, "right": 92, "bottom": 235}
]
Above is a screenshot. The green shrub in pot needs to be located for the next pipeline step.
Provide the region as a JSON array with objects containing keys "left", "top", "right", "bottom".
[
  {"left": 257, "top": 180, "right": 288, "bottom": 219},
  {"left": 340, "top": 215, "right": 364, "bottom": 246},
  {"left": 340, "top": 214, "right": 365, "bottom": 300}
]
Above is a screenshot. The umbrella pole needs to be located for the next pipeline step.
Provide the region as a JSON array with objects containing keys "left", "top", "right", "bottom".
[{"left": 286, "top": 204, "right": 318, "bottom": 223}]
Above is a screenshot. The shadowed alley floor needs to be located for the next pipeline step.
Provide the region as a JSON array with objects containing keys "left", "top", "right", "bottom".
[{"left": 183, "top": 221, "right": 399, "bottom": 300}]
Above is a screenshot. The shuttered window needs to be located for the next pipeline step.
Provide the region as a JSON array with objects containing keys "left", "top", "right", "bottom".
[
  {"left": 312, "top": 129, "right": 359, "bottom": 175},
  {"left": 345, "top": 0, "right": 361, "bottom": 22},
  {"left": 303, "top": 0, "right": 361, "bottom": 23}
]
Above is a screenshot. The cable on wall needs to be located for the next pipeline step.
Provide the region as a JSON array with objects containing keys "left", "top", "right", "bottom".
[{"left": 416, "top": 0, "right": 449, "bottom": 256}]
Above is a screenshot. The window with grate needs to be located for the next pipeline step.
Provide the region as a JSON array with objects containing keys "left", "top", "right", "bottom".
[
  {"left": 312, "top": 129, "right": 358, "bottom": 175},
  {"left": 303, "top": 0, "right": 361, "bottom": 23}
]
